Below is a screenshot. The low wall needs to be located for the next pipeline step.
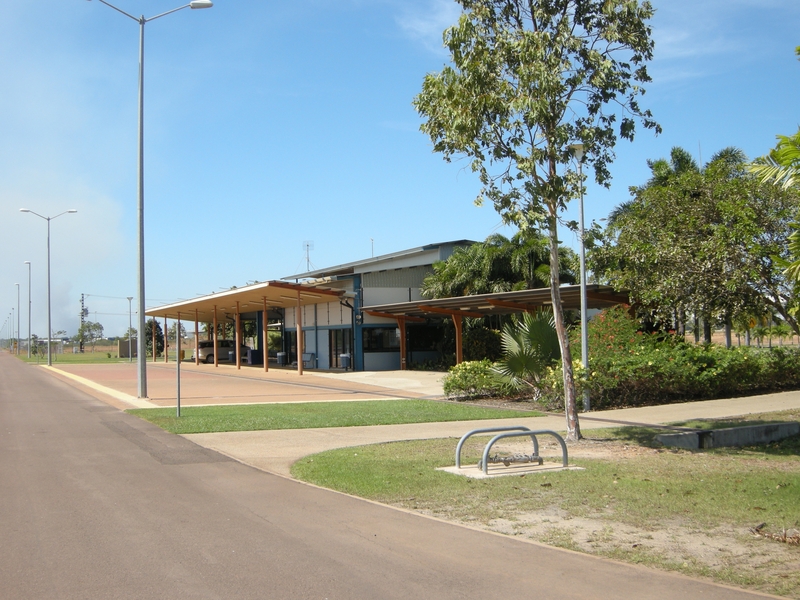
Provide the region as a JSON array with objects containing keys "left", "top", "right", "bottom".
[{"left": 656, "top": 422, "right": 800, "bottom": 449}]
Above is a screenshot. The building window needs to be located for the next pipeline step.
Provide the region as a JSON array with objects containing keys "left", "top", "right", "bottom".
[
  {"left": 362, "top": 327, "right": 400, "bottom": 352},
  {"left": 329, "top": 329, "right": 352, "bottom": 367}
]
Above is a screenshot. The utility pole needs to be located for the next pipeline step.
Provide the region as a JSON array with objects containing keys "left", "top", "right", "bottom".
[{"left": 80, "top": 294, "right": 87, "bottom": 353}]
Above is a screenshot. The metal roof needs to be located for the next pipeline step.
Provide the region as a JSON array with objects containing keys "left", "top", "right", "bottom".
[
  {"left": 363, "top": 284, "right": 629, "bottom": 319},
  {"left": 144, "top": 280, "right": 345, "bottom": 322},
  {"left": 282, "top": 240, "right": 476, "bottom": 280}
]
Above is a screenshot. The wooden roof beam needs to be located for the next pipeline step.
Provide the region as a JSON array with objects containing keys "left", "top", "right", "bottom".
[
  {"left": 417, "top": 305, "right": 484, "bottom": 319},
  {"left": 363, "top": 310, "right": 425, "bottom": 323},
  {"left": 486, "top": 299, "right": 542, "bottom": 313}
]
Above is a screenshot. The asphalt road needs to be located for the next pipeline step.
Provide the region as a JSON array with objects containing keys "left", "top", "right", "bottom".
[{"left": 0, "top": 353, "right": 777, "bottom": 599}]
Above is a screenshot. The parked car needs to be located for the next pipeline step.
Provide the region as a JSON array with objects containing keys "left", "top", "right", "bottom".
[{"left": 192, "top": 340, "right": 250, "bottom": 364}]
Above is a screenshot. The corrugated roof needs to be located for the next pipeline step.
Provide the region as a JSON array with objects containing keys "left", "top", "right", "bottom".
[
  {"left": 282, "top": 240, "right": 476, "bottom": 280},
  {"left": 363, "top": 285, "right": 629, "bottom": 318},
  {"left": 145, "top": 280, "right": 345, "bottom": 322}
]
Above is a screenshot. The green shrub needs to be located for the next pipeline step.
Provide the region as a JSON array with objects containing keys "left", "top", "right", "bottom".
[
  {"left": 463, "top": 326, "right": 503, "bottom": 361},
  {"left": 539, "top": 306, "right": 800, "bottom": 409},
  {"left": 442, "top": 359, "right": 504, "bottom": 400}
]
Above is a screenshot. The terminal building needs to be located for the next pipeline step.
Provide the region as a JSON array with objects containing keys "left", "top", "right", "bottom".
[{"left": 145, "top": 240, "right": 628, "bottom": 373}]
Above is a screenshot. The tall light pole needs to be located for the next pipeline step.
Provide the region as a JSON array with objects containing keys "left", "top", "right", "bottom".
[
  {"left": 91, "top": 0, "right": 213, "bottom": 398},
  {"left": 24, "top": 262, "right": 31, "bottom": 358},
  {"left": 127, "top": 296, "right": 134, "bottom": 363},
  {"left": 19, "top": 209, "right": 78, "bottom": 366},
  {"left": 569, "top": 143, "right": 590, "bottom": 412},
  {"left": 15, "top": 283, "right": 20, "bottom": 355}
]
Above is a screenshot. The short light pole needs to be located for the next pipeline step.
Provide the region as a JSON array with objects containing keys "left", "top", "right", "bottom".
[
  {"left": 569, "top": 143, "right": 590, "bottom": 412},
  {"left": 19, "top": 209, "right": 78, "bottom": 366},
  {"left": 15, "top": 283, "right": 20, "bottom": 355},
  {"left": 24, "top": 262, "right": 31, "bottom": 358},
  {"left": 127, "top": 296, "right": 133, "bottom": 362},
  {"left": 91, "top": 0, "right": 213, "bottom": 398}
]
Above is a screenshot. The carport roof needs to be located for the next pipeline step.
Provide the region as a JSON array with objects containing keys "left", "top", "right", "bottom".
[
  {"left": 363, "top": 284, "right": 628, "bottom": 319},
  {"left": 145, "top": 280, "right": 345, "bottom": 322}
]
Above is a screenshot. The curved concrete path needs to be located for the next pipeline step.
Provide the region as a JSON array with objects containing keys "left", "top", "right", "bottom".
[{"left": 186, "top": 391, "right": 800, "bottom": 476}]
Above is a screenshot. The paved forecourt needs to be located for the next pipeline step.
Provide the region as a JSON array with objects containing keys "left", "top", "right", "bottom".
[{"left": 45, "top": 360, "right": 444, "bottom": 408}]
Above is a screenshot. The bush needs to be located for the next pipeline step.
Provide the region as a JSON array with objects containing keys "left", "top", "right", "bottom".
[
  {"left": 539, "top": 306, "right": 800, "bottom": 409},
  {"left": 463, "top": 326, "right": 503, "bottom": 361},
  {"left": 442, "top": 359, "right": 504, "bottom": 400}
]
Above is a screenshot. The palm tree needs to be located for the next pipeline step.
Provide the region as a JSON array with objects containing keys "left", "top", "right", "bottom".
[
  {"left": 749, "top": 128, "right": 800, "bottom": 191},
  {"left": 421, "top": 232, "right": 577, "bottom": 299},
  {"left": 493, "top": 310, "right": 561, "bottom": 394}
]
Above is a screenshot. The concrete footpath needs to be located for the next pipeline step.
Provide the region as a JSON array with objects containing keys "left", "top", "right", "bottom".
[
  {"left": 186, "top": 391, "right": 800, "bottom": 476},
  {"left": 44, "top": 361, "right": 800, "bottom": 477}
]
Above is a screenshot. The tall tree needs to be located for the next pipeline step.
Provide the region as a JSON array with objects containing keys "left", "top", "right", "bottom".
[
  {"left": 593, "top": 148, "right": 800, "bottom": 334},
  {"left": 144, "top": 318, "right": 165, "bottom": 358},
  {"left": 421, "top": 232, "right": 577, "bottom": 299},
  {"left": 76, "top": 321, "right": 104, "bottom": 352},
  {"left": 414, "top": 0, "right": 659, "bottom": 440}
]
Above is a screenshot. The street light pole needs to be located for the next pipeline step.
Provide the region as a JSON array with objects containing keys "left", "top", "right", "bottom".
[
  {"left": 24, "top": 261, "right": 31, "bottom": 358},
  {"left": 569, "top": 144, "right": 590, "bottom": 412},
  {"left": 15, "top": 283, "right": 20, "bottom": 355},
  {"left": 127, "top": 296, "right": 133, "bottom": 362},
  {"left": 91, "top": 0, "right": 213, "bottom": 399},
  {"left": 19, "top": 209, "right": 78, "bottom": 366}
]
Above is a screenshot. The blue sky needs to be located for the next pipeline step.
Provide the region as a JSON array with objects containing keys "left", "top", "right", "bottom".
[{"left": 1, "top": 0, "right": 799, "bottom": 339}]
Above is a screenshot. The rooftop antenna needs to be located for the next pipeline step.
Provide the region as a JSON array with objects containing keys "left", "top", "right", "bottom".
[
  {"left": 371, "top": 238, "right": 374, "bottom": 258},
  {"left": 303, "top": 240, "right": 315, "bottom": 272}
]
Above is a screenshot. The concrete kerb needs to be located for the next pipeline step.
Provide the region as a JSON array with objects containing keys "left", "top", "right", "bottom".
[{"left": 41, "top": 365, "right": 157, "bottom": 409}]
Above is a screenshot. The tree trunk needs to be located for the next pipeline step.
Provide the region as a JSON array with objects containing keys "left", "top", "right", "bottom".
[
  {"left": 724, "top": 315, "right": 732, "bottom": 349},
  {"left": 546, "top": 212, "right": 581, "bottom": 442},
  {"left": 703, "top": 318, "right": 712, "bottom": 344}
]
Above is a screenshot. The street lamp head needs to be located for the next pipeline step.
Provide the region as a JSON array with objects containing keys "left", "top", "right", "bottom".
[
  {"left": 189, "top": 1, "right": 213, "bottom": 8},
  {"left": 569, "top": 143, "right": 585, "bottom": 162},
  {"left": 24, "top": 261, "right": 30, "bottom": 265},
  {"left": 19, "top": 208, "right": 30, "bottom": 213},
  {"left": 68, "top": 209, "right": 78, "bottom": 213}
]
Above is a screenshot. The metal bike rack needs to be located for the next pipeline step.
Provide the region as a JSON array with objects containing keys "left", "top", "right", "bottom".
[
  {"left": 455, "top": 426, "right": 535, "bottom": 468},
  {"left": 480, "top": 430, "right": 568, "bottom": 475}
]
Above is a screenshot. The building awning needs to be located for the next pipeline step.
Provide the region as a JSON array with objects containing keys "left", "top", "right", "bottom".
[
  {"left": 362, "top": 284, "right": 628, "bottom": 319},
  {"left": 145, "top": 280, "right": 345, "bottom": 322}
]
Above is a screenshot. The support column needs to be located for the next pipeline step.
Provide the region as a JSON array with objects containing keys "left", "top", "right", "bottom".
[
  {"left": 164, "top": 316, "right": 169, "bottom": 363},
  {"left": 235, "top": 301, "right": 242, "bottom": 370},
  {"left": 268, "top": 296, "right": 269, "bottom": 373},
  {"left": 194, "top": 310, "right": 199, "bottom": 366},
  {"left": 152, "top": 320, "right": 156, "bottom": 363},
  {"left": 213, "top": 305, "right": 219, "bottom": 367},
  {"left": 398, "top": 318, "right": 407, "bottom": 370},
  {"left": 452, "top": 315, "right": 463, "bottom": 364},
  {"left": 297, "top": 291, "right": 303, "bottom": 376}
]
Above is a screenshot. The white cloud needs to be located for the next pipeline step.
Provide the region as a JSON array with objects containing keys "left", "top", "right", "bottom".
[{"left": 395, "top": 0, "right": 461, "bottom": 54}]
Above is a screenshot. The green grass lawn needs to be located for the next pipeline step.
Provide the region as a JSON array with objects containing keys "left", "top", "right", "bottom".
[
  {"left": 19, "top": 349, "right": 124, "bottom": 364},
  {"left": 128, "top": 399, "right": 544, "bottom": 434},
  {"left": 18, "top": 349, "right": 183, "bottom": 364}
]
